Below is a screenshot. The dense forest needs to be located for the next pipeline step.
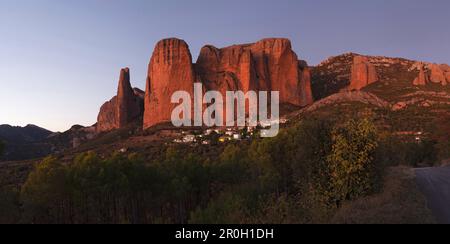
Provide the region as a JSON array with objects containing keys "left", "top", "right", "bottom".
[{"left": 0, "top": 117, "right": 440, "bottom": 224}]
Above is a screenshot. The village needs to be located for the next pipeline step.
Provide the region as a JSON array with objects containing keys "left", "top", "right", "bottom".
[{"left": 172, "top": 118, "right": 289, "bottom": 145}]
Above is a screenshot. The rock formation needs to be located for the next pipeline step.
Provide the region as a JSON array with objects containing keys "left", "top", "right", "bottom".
[
  {"left": 196, "top": 44, "right": 254, "bottom": 95},
  {"left": 143, "top": 38, "right": 197, "bottom": 129},
  {"left": 429, "top": 63, "right": 448, "bottom": 86},
  {"left": 97, "top": 97, "right": 117, "bottom": 132},
  {"left": 97, "top": 68, "right": 144, "bottom": 132},
  {"left": 250, "top": 38, "right": 304, "bottom": 105},
  {"left": 196, "top": 38, "right": 312, "bottom": 106},
  {"left": 348, "top": 56, "right": 378, "bottom": 90},
  {"left": 298, "top": 61, "right": 314, "bottom": 106},
  {"left": 141, "top": 38, "right": 315, "bottom": 128},
  {"left": 440, "top": 64, "right": 450, "bottom": 85},
  {"left": 413, "top": 63, "right": 429, "bottom": 86},
  {"left": 196, "top": 38, "right": 313, "bottom": 105}
]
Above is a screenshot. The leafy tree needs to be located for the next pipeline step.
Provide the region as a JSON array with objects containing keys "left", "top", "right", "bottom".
[
  {"left": 326, "top": 118, "right": 379, "bottom": 207},
  {"left": 16, "top": 117, "right": 388, "bottom": 224},
  {"left": 216, "top": 144, "right": 249, "bottom": 185},
  {"left": 21, "top": 157, "right": 67, "bottom": 224},
  {"left": 432, "top": 113, "right": 450, "bottom": 161},
  {"left": 285, "top": 119, "right": 333, "bottom": 196}
]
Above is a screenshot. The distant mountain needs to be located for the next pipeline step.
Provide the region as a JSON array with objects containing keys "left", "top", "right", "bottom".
[
  {"left": 0, "top": 124, "right": 54, "bottom": 161},
  {"left": 0, "top": 124, "right": 98, "bottom": 162},
  {"left": 0, "top": 124, "right": 53, "bottom": 144}
]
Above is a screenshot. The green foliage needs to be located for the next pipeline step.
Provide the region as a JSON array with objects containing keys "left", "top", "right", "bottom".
[
  {"left": 11, "top": 115, "right": 438, "bottom": 224},
  {"left": 248, "top": 119, "right": 333, "bottom": 195},
  {"left": 0, "top": 187, "right": 20, "bottom": 224},
  {"left": 19, "top": 147, "right": 245, "bottom": 223},
  {"left": 21, "top": 156, "right": 67, "bottom": 224},
  {"left": 436, "top": 139, "right": 450, "bottom": 163},
  {"left": 375, "top": 134, "right": 438, "bottom": 168},
  {"left": 326, "top": 118, "right": 379, "bottom": 206},
  {"left": 189, "top": 192, "right": 248, "bottom": 224},
  {"left": 433, "top": 113, "right": 450, "bottom": 162},
  {"left": 404, "top": 140, "right": 437, "bottom": 167}
]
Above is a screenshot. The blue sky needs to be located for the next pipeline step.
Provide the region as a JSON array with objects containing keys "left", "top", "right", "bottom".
[{"left": 1, "top": 0, "right": 449, "bottom": 131}]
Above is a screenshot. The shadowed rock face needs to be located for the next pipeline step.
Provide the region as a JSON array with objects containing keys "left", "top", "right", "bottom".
[
  {"left": 143, "top": 38, "right": 197, "bottom": 129},
  {"left": 349, "top": 56, "right": 378, "bottom": 91},
  {"left": 413, "top": 63, "right": 429, "bottom": 86},
  {"left": 299, "top": 63, "right": 314, "bottom": 106},
  {"left": 97, "top": 68, "right": 144, "bottom": 132}
]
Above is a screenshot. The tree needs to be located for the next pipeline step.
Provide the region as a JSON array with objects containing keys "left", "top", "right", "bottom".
[
  {"left": 216, "top": 144, "right": 249, "bottom": 185},
  {"left": 326, "top": 118, "right": 379, "bottom": 207},
  {"left": 433, "top": 113, "right": 450, "bottom": 161},
  {"left": 21, "top": 157, "right": 68, "bottom": 224}
]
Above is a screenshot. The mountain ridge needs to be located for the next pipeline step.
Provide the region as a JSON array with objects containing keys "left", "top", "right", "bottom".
[{"left": 2, "top": 42, "right": 450, "bottom": 162}]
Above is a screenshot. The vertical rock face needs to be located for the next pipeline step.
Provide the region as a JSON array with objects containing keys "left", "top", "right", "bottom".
[
  {"left": 196, "top": 44, "right": 258, "bottom": 94},
  {"left": 97, "top": 98, "right": 118, "bottom": 132},
  {"left": 196, "top": 38, "right": 313, "bottom": 106},
  {"left": 298, "top": 62, "right": 314, "bottom": 106},
  {"left": 142, "top": 38, "right": 314, "bottom": 129},
  {"left": 143, "top": 38, "right": 196, "bottom": 129},
  {"left": 196, "top": 45, "right": 259, "bottom": 123},
  {"left": 429, "top": 63, "right": 448, "bottom": 86},
  {"left": 97, "top": 68, "right": 144, "bottom": 132},
  {"left": 445, "top": 71, "right": 450, "bottom": 84},
  {"left": 116, "top": 68, "right": 143, "bottom": 128},
  {"left": 444, "top": 65, "right": 450, "bottom": 84},
  {"left": 250, "top": 38, "right": 302, "bottom": 105},
  {"left": 348, "top": 56, "right": 378, "bottom": 91},
  {"left": 413, "top": 63, "right": 429, "bottom": 86}
]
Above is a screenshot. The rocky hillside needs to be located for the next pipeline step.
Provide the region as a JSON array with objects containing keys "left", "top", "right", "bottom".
[
  {"left": 308, "top": 53, "right": 450, "bottom": 140},
  {"left": 311, "top": 53, "right": 417, "bottom": 99}
]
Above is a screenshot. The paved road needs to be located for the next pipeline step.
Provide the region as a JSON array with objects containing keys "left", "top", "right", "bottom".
[{"left": 416, "top": 166, "right": 450, "bottom": 224}]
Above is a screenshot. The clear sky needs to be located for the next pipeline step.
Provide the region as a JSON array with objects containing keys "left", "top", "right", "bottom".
[{"left": 1, "top": 0, "right": 449, "bottom": 132}]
